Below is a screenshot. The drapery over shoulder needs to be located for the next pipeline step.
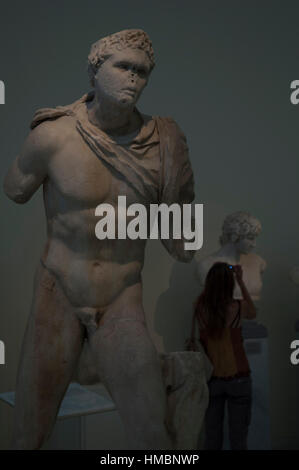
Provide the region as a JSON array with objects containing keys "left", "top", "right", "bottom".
[
  {"left": 30, "top": 93, "right": 196, "bottom": 263},
  {"left": 30, "top": 93, "right": 92, "bottom": 129},
  {"left": 155, "top": 117, "right": 195, "bottom": 263}
]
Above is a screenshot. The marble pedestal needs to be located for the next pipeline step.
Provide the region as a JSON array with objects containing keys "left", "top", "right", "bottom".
[{"left": 0, "top": 382, "right": 127, "bottom": 450}]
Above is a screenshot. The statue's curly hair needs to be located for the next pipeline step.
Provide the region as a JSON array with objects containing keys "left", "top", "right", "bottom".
[
  {"left": 87, "top": 29, "right": 155, "bottom": 87},
  {"left": 219, "top": 211, "right": 262, "bottom": 246}
]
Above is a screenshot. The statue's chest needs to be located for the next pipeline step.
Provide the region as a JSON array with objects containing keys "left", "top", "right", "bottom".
[
  {"left": 235, "top": 256, "right": 263, "bottom": 300},
  {"left": 48, "top": 136, "right": 159, "bottom": 206}
]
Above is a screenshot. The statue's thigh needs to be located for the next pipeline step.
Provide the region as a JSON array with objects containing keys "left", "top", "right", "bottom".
[
  {"left": 13, "top": 263, "right": 84, "bottom": 447},
  {"left": 89, "top": 317, "right": 167, "bottom": 419}
]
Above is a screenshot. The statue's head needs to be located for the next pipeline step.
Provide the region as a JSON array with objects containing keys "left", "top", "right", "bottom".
[
  {"left": 87, "top": 30, "right": 155, "bottom": 107},
  {"left": 219, "top": 211, "right": 262, "bottom": 254}
]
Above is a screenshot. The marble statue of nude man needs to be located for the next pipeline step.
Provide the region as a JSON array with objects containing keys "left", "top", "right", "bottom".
[{"left": 4, "top": 29, "right": 195, "bottom": 449}]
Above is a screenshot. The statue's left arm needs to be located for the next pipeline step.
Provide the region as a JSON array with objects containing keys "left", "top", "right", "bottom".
[{"left": 156, "top": 117, "right": 196, "bottom": 263}]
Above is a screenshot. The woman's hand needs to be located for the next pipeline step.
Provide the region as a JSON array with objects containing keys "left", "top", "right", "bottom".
[{"left": 233, "top": 264, "right": 243, "bottom": 282}]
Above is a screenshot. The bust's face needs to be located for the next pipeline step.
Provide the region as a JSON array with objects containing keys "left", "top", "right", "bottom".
[
  {"left": 234, "top": 234, "right": 257, "bottom": 254},
  {"left": 94, "top": 48, "right": 151, "bottom": 107}
]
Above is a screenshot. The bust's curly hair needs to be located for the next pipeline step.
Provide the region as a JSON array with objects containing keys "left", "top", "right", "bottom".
[
  {"left": 87, "top": 29, "right": 155, "bottom": 87},
  {"left": 219, "top": 211, "right": 262, "bottom": 246}
]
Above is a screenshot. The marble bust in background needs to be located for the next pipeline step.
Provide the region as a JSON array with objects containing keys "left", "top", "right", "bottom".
[{"left": 196, "top": 211, "right": 266, "bottom": 300}]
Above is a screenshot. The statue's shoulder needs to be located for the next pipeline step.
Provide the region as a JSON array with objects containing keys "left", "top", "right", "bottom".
[
  {"left": 31, "top": 104, "right": 73, "bottom": 130},
  {"left": 28, "top": 95, "right": 92, "bottom": 149},
  {"left": 244, "top": 252, "right": 267, "bottom": 272},
  {"left": 30, "top": 93, "right": 91, "bottom": 130},
  {"left": 29, "top": 109, "right": 75, "bottom": 144},
  {"left": 154, "top": 116, "right": 187, "bottom": 139}
]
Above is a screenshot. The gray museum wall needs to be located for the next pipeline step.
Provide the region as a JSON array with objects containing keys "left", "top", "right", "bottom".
[{"left": 0, "top": 0, "right": 299, "bottom": 449}]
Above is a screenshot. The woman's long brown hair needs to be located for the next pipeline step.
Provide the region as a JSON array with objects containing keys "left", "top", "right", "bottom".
[{"left": 195, "top": 262, "right": 235, "bottom": 338}]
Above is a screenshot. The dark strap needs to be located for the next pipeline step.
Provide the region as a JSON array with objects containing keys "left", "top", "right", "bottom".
[{"left": 230, "top": 300, "right": 241, "bottom": 327}]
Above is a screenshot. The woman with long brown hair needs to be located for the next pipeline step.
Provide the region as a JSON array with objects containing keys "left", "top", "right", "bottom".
[{"left": 190, "top": 262, "right": 256, "bottom": 450}]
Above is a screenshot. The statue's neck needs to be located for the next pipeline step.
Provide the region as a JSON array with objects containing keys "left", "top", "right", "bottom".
[
  {"left": 86, "top": 93, "right": 141, "bottom": 136},
  {"left": 215, "top": 243, "right": 241, "bottom": 264}
]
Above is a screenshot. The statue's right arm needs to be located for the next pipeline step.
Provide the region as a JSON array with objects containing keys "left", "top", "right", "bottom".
[{"left": 3, "top": 123, "right": 56, "bottom": 203}]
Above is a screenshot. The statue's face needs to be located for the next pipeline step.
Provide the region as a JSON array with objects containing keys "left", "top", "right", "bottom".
[
  {"left": 235, "top": 234, "right": 257, "bottom": 254},
  {"left": 94, "top": 48, "right": 151, "bottom": 107}
]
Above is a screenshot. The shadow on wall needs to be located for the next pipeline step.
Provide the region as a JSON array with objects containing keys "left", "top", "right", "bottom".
[{"left": 154, "top": 259, "right": 199, "bottom": 353}]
